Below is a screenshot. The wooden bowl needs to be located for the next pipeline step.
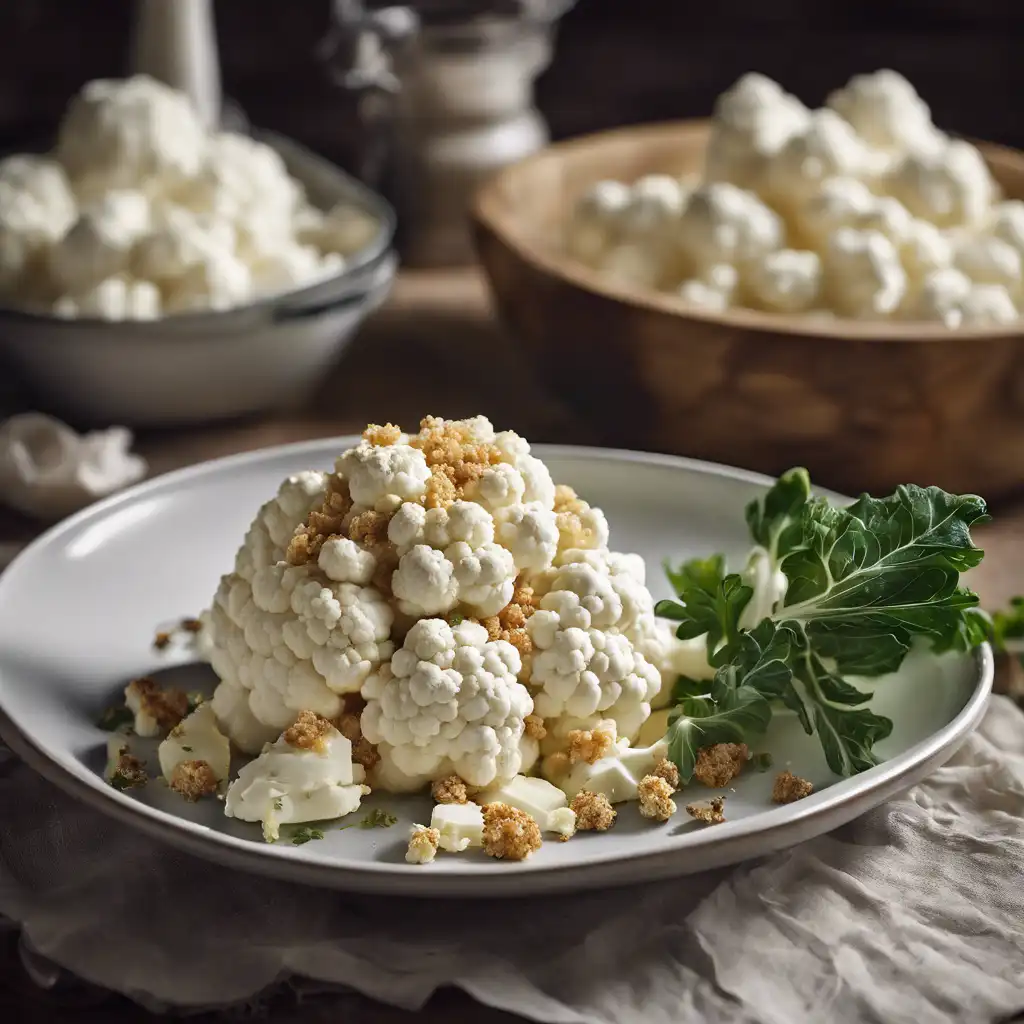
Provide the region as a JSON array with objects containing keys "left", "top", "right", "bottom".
[{"left": 472, "top": 119, "right": 1024, "bottom": 502}]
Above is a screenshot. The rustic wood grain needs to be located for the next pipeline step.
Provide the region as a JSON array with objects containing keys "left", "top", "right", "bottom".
[{"left": 473, "top": 120, "right": 1024, "bottom": 501}]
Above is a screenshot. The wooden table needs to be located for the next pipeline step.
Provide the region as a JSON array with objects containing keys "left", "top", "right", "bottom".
[{"left": 1, "top": 268, "right": 1022, "bottom": 1023}]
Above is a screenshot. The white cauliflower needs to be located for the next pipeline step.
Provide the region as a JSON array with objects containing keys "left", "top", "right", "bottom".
[
  {"left": 56, "top": 75, "right": 206, "bottom": 197},
  {"left": 53, "top": 276, "right": 161, "bottom": 321},
  {"left": 598, "top": 242, "right": 670, "bottom": 290},
  {"left": 704, "top": 73, "right": 811, "bottom": 191},
  {"left": 900, "top": 219, "right": 954, "bottom": 282},
  {"left": 991, "top": 201, "right": 1024, "bottom": 257},
  {"left": 677, "top": 182, "right": 784, "bottom": 272},
  {"left": 361, "top": 618, "right": 534, "bottom": 788},
  {"left": 301, "top": 200, "right": 380, "bottom": 258},
  {"left": 392, "top": 541, "right": 515, "bottom": 617},
  {"left": 823, "top": 227, "right": 907, "bottom": 319},
  {"left": 493, "top": 502, "right": 559, "bottom": 571},
  {"left": 337, "top": 441, "right": 431, "bottom": 508},
  {"left": 826, "top": 69, "right": 941, "bottom": 156},
  {"left": 795, "top": 176, "right": 877, "bottom": 246},
  {"left": 952, "top": 235, "right": 1022, "bottom": 292},
  {"left": 745, "top": 249, "right": 822, "bottom": 313},
  {"left": 527, "top": 564, "right": 661, "bottom": 739},
  {"left": 676, "top": 263, "right": 739, "bottom": 311},
  {"left": 905, "top": 269, "right": 1015, "bottom": 326},
  {"left": 492, "top": 431, "right": 555, "bottom": 509},
  {"left": 565, "top": 179, "right": 632, "bottom": 267},
  {"left": 162, "top": 249, "right": 253, "bottom": 313},
  {"left": 958, "top": 285, "right": 1018, "bottom": 326},
  {"left": 132, "top": 204, "right": 236, "bottom": 285}
]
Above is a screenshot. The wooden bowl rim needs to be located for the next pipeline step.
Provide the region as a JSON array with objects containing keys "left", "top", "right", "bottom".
[{"left": 472, "top": 118, "right": 1024, "bottom": 344}]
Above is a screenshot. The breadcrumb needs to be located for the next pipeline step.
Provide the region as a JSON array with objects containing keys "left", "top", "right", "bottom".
[
  {"left": 363, "top": 423, "right": 402, "bottom": 447},
  {"left": 348, "top": 508, "right": 394, "bottom": 549},
  {"left": 287, "top": 474, "right": 354, "bottom": 565},
  {"left": 180, "top": 617, "right": 203, "bottom": 633},
  {"left": 570, "top": 790, "right": 616, "bottom": 831},
  {"left": 524, "top": 714, "right": 547, "bottom": 741},
  {"left": 686, "top": 796, "right": 726, "bottom": 825},
  {"left": 432, "top": 774, "right": 468, "bottom": 804},
  {"left": 126, "top": 677, "right": 189, "bottom": 731},
  {"left": 694, "top": 743, "right": 749, "bottom": 788},
  {"left": 567, "top": 721, "right": 616, "bottom": 765},
  {"left": 772, "top": 770, "right": 814, "bottom": 804},
  {"left": 411, "top": 416, "right": 503, "bottom": 510},
  {"left": 638, "top": 775, "right": 677, "bottom": 822},
  {"left": 650, "top": 758, "right": 680, "bottom": 789},
  {"left": 481, "top": 803, "right": 543, "bottom": 861},
  {"left": 480, "top": 578, "right": 539, "bottom": 656},
  {"left": 153, "top": 631, "right": 171, "bottom": 650},
  {"left": 406, "top": 825, "right": 440, "bottom": 864},
  {"left": 170, "top": 759, "right": 219, "bottom": 801},
  {"left": 333, "top": 705, "right": 381, "bottom": 770},
  {"left": 283, "top": 710, "right": 335, "bottom": 753},
  {"left": 109, "top": 747, "right": 148, "bottom": 791}
]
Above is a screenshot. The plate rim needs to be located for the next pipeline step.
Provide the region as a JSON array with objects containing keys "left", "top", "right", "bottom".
[{"left": 0, "top": 440, "right": 995, "bottom": 896}]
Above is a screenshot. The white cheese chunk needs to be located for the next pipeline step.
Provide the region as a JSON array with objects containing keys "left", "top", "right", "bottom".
[
  {"left": 478, "top": 774, "right": 576, "bottom": 837},
  {"left": 158, "top": 703, "right": 231, "bottom": 783},
  {"left": 559, "top": 740, "right": 669, "bottom": 804},
  {"left": 430, "top": 801, "right": 485, "bottom": 852}
]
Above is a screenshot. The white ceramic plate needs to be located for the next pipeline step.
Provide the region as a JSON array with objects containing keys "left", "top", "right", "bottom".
[{"left": 0, "top": 441, "right": 992, "bottom": 897}]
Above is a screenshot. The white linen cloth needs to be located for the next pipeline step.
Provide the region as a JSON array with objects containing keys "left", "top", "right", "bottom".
[
  {"left": 0, "top": 696, "right": 1022, "bottom": 1023},
  {"left": 0, "top": 413, "right": 146, "bottom": 521}
]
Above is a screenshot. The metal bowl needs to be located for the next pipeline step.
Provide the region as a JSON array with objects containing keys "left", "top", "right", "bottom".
[{"left": 0, "top": 132, "right": 398, "bottom": 427}]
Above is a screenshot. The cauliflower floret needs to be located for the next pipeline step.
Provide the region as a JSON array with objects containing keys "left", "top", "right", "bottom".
[
  {"left": 704, "top": 73, "right": 811, "bottom": 191},
  {"left": 250, "top": 243, "right": 341, "bottom": 297},
  {"left": 361, "top": 618, "right": 534, "bottom": 789},
  {"left": 318, "top": 536, "right": 377, "bottom": 585},
  {"left": 900, "top": 219, "right": 954, "bottom": 282},
  {"left": 565, "top": 179, "right": 632, "bottom": 267},
  {"left": 795, "top": 176, "right": 877, "bottom": 247},
  {"left": 677, "top": 183, "right": 784, "bottom": 272},
  {"left": 56, "top": 75, "right": 205, "bottom": 196},
  {"left": 823, "top": 227, "right": 907, "bottom": 319},
  {"left": 826, "top": 69, "right": 941, "bottom": 156},
  {"left": 162, "top": 249, "right": 253, "bottom": 313},
  {"left": 53, "top": 276, "right": 161, "bottom": 321},
  {"left": 765, "top": 110, "right": 883, "bottom": 215},
  {"left": 744, "top": 249, "right": 821, "bottom": 312},
  {"left": 991, "top": 200, "right": 1024, "bottom": 257},
  {"left": 0, "top": 156, "right": 77, "bottom": 227},
  {"left": 211, "top": 680, "right": 280, "bottom": 753},
  {"left": 958, "top": 285, "right": 1018, "bottom": 326},
  {"left": 492, "top": 431, "right": 555, "bottom": 509},
  {"left": 905, "top": 267, "right": 972, "bottom": 325},
  {"left": 952, "top": 235, "right": 1022, "bottom": 291},
  {"left": 676, "top": 263, "right": 739, "bottom": 311},
  {"left": 158, "top": 702, "right": 231, "bottom": 784},
  {"left": 224, "top": 716, "right": 368, "bottom": 842},
  {"left": 493, "top": 502, "right": 559, "bottom": 571},
  {"left": 391, "top": 545, "right": 459, "bottom": 616},
  {"left": 338, "top": 441, "right": 431, "bottom": 508},
  {"left": 884, "top": 139, "right": 996, "bottom": 229},
  {"left": 132, "top": 204, "right": 236, "bottom": 285},
  {"left": 48, "top": 190, "right": 152, "bottom": 294},
  {"left": 306, "top": 201, "right": 380, "bottom": 258},
  {"left": 598, "top": 242, "right": 669, "bottom": 290},
  {"left": 462, "top": 462, "right": 526, "bottom": 511},
  {"left": 619, "top": 175, "right": 689, "bottom": 244}
]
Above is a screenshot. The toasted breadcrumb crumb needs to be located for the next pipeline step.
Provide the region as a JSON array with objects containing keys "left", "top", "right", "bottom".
[
  {"left": 772, "top": 770, "right": 814, "bottom": 804},
  {"left": 686, "top": 796, "right": 726, "bottom": 825},
  {"left": 694, "top": 743, "right": 749, "bottom": 788},
  {"left": 480, "top": 578, "right": 539, "bottom": 656},
  {"left": 651, "top": 758, "right": 681, "bottom": 789},
  {"left": 153, "top": 631, "right": 171, "bottom": 650},
  {"left": 411, "top": 416, "right": 503, "bottom": 510},
  {"left": 180, "top": 617, "right": 203, "bottom": 633},
  {"left": 638, "top": 775, "right": 677, "bottom": 822},
  {"left": 170, "top": 759, "right": 219, "bottom": 801},
  {"left": 110, "top": 747, "right": 148, "bottom": 790},
  {"left": 481, "top": 803, "right": 543, "bottom": 861},
  {"left": 333, "top": 704, "right": 381, "bottom": 770},
  {"left": 432, "top": 774, "right": 468, "bottom": 804},
  {"left": 287, "top": 474, "right": 354, "bottom": 565},
  {"left": 567, "top": 721, "right": 616, "bottom": 765},
  {"left": 570, "top": 790, "right": 616, "bottom": 831},
  {"left": 283, "top": 710, "right": 335, "bottom": 753},
  {"left": 524, "top": 714, "right": 547, "bottom": 741},
  {"left": 348, "top": 508, "right": 394, "bottom": 549},
  {"left": 127, "top": 677, "right": 189, "bottom": 730},
  {"left": 363, "top": 423, "right": 402, "bottom": 446},
  {"left": 406, "top": 825, "right": 440, "bottom": 864}
]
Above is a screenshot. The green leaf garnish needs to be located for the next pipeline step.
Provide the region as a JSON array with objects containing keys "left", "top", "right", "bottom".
[
  {"left": 360, "top": 808, "right": 398, "bottom": 828},
  {"left": 990, "top": 597, "right": 1024, "bottom": 657},
  {"left": 291, "top": 827, "right": 325, "bottom": 845},
  {"left": 97, "top": 705, "right": 134, "bottom": 732},
  {"left": 660, "top": 469, "right": 989, "bottom": 780},
  {"left": 751, "top": 752, "right": 773, "bottom": 772}
]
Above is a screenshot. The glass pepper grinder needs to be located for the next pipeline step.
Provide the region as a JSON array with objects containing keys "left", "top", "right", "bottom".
[{"left": 321, "top": 0, "right": 578, "bottom": 267}]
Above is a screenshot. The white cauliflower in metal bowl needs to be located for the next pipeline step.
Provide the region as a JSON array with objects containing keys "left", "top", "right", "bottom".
[{"left": 201, "top": 416, "right": 678, "bottom": 801}]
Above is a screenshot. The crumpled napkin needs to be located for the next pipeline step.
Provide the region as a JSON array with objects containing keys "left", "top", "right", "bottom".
[
  {"left": 0, "top": 413, "right": 146, "bottom": 521},
  {"left": 0, "top": 697, "right": 1022, "bottom": 1024}
]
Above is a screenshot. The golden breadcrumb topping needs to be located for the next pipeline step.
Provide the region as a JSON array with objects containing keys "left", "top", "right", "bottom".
[
  {"left": 432, "top": 774, "right": 469, "bottom": 804},
  {"left": 348, "top": 508, "right": 394, "bottom": 549},
  {"left": 127, "top": 677, "right": 189, "bottom": 731},
  {"left": 638, "top": 775, "right": 677, "bottom": 822},
  {"left": 480, "top": 578, "right": 539, "bottom": 656},
  {"left": 283, "top": 710, "right": 335, "bottom": 753},
  {"left": 407, "top": 825, "right": 440, "bottom": 863},
  {"left": 772, "top": 770, "right": 814, "bottom": 804},
  {"left": 180, "top": 617, "right": 203, "bottom": 633},
  {"left": 153, "top": 631, "right": 171, "bottom": 650},
  {"left": 524, "top": 714, "right": 547, "bottom": 741},
  {"left": 170, "top": 759, "right": 219, "bottom": 801},
  {"left": 333, "top": 701, "right": 381, "bottom": 771},
  {"left": 481, "top": 803, "right": 543, "bottom": 861},
  {"left": 686, "top": 796, "right": 726, "bottom": 825},
  {"left": 567, "top": 721, "right": 616, "bottom": 765},
  {"left": 570, "top": 790, "right": 617, "bottom": 831},
  {"left": 287, "top": 474, "right": 354, "bottom": 565},
  {"left": 363, "top": 423, "right": 402, "bottom": 446},
  {"left": 651, "top": 758, "right": 681, "bottom": 789},
  {"left": 110, "top": 747, "right": 148, "bottom": 790},
  {"left": 552, "top": 485, "right": 604, "bottom": 551},
  {"left": 553, "top": 484, "right": 585, "bottom": 515},
  {"left": 410, "top": 416, "right": 504, "bottom": 510},
  {"left": 694, "top": 743, "right": 749, "bottom": 788}
]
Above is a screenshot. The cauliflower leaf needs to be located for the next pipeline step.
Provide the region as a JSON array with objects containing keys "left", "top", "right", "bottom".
[{"left": 658, "top": 469, "right": 989, "bottom": 780}]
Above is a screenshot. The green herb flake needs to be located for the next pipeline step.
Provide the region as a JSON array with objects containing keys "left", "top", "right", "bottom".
[
  {"left": 291, "top": 827, "right": 325, "bottom": 846},
  {"left": 448, "top": 612, "right": 465, "bottom": 626},
  {"left": 97, "top": 705, "right": 134, "bottom": 732},
  {"left": 751, "top": 752, "right": 774, "bottom": 772},
  {"left": 360, "top": 809, "right": 398, "bottom": 829},
  {"left": 181, "top": 746, "right": 193, "bottom": 753}
]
